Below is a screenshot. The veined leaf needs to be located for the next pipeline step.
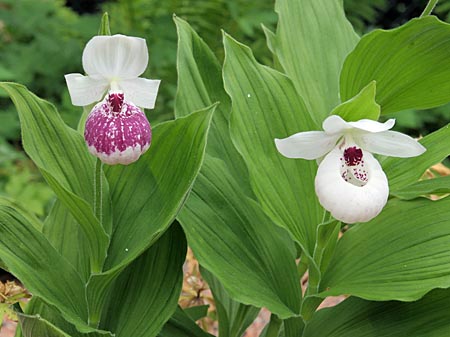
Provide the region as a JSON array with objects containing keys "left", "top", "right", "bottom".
[
  {"left": 179, "top": 157, "right": 301, "bottom": 318},
  {"left": 18, "top": 312, "right": 72, "bottom": 337},
  {"left": 320, "top": 197, "right": 450, "bottom": 301},
  {"left": 175, "top": 18, "right": 302, "bottom": 318},
  {"left": 273, "top": 0, "right": 359, "bottom": 123},
  {"left": 201, "top": 268, "right": 260, "bottom": 337},
  {"left": 100, "top": 224, "right": 187, "bottom": 337},
  {"left": 383, "top": 124, "right": 450, "bottom": 191},
  {"left": 223, "top": 33, "right": 322, "bottom": 258},
  {"left": 0, "top": 82, "right": 110, "bottom": 272},
  {"left": 303, "top": 289, "right": 450, "bottom": 336},
  {"left": 390, "top": 175, "right": 450, "bottom": 200},
  {"left": 340, "top": 16, "right": 450, "bottom": 114},
  {"left": 174, "top": 16, "right": 252, "bottom": 195},
  {"left": 86, "top": 107, "right": 214, "bottom": 325},
  {"left": 0, "top": 198, "right": 107, "bottom": 334},
  {"left": 330, "top": 81, "right": 379, "bottom": 122},
  {"left": 158, "top": 306, "right": 214, "bottom": 337}
]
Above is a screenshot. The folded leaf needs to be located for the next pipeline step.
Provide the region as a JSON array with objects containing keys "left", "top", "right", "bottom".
[
  {"left": 303, "top": 289, "right": 450, "bottom": 336},
  {"left": 273, "top": 0, "right": 359, "bottom": 122},
  {"left": 320, "top": 197, "right": 450, "bottom": 301},
  {"left": 100, "top": 224, "right": 186, "bottom": 337},
  {"left": 158, "top": 306, "right": 214, "bottom": 337},
  {"left": 223, "top": 33, "right": 322, "bottom": 258}
]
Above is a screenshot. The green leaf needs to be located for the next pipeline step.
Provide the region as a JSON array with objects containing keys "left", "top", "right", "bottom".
[
  {"left": 18, "top": 312, "right": 72, "bottom": 337},
  {"left": 320, "top": 197, "right": 450, "bottom": 301},
  {"left": 273, "top": 0, "right": 359, "bottom": 123},
  {"left": 223, "top": 33, "right": 322, "bottom": 258},
  {"left": 99, "top": 223, "right": 186, "bottom": 337},
  {"left": 303, "top": 288, "right": 450, "bottom": 336},
  {"left": 0, "top": 198, "right": 107, "bottom": 334},
  {"left": 330, "top": 81, "right": 379, "bottom": 121},
  {"left": 174, "top": 16, "right": 252, "bottom": 195},
  {"left": 175, "top": 17, "right": 301, "bottom": 318},
  {"left": 383, "top": 124, "right": 450, "bottom": 191},
  {"left": 43, "top": 200, "right": 90, "bottom": 282},
  {"left": 390, "top": 175, "right": 450, "bottom": 200},
  {"left": 21, "top": 297, "right": 109, "bottom": 337},
  {"left": 0, "top": 82, "right": 110, "bottom": 273},
  {"left": 183, "top": 305, "right": 209, "bottom": 322},
  {"left": 179, "top": 158, "right": 301, "bottom": 319},
  {"left": 158, "top": 307, "right": 214, "bottom": 337},
  {"left": 340, "top": 16, "right": 450, "bottom": 114},
  {"left": 86, "top": 106, "right": 214, "bottom": 325},
  {"left": 201, "top": 268, "right": 260, "bottom": 337}
]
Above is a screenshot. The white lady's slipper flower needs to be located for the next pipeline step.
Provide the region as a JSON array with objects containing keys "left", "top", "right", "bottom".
[
  {"left": 65, "top": 34, "right": 160, "bottom": 165},
  {"left": 275, "top": 115, "right": 426, "bottom": 224},
  {"left": 65, "top": 34, "right": 160, "bottom": 109}
]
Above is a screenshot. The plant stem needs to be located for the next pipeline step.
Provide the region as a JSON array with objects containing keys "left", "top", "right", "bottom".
[
  {"left": 93, "top": 158, "right": 103, "bottom": 226},
  {"left": 420, "top": 0, "right": 439, "bottom": 17},
  {"left": 264, "top": 314, "right": 282, "bottom": 337}
]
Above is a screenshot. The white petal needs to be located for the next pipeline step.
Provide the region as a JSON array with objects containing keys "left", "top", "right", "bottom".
[
  {"left": 64, "top": 73, "right": 109, "bottom": 106},
  {"left": 119, "top": 78, "right": 161, "bottom": 109},
  {"left": 315, "top": 148, "right": 389, "bottom": 223},
  {"left": 275, "top": 131, "right": 339, "bottom": 160},
  {"left": 353, "top": 130, "right": 426, "bottom": 158},
  {"left": 322, "top": 115, "right": 395, "bottom": 134},
  {"left": 348, "top": 118, "right": 395, "bottom": 133},
  {"left": 82, "top": 35, "right": 149, "bottom": 80}
]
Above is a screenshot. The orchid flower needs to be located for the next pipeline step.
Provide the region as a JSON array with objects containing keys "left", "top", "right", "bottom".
[
  {"left": 275, "top": 115, "right": 426, "bottom": 224},
  {"left": 65, "top": 34, "right": 160, "bottom": 165}
]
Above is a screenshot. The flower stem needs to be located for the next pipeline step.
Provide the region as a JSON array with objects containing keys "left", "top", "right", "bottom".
[
  {"left": 420, "top": 0, "right": 439, "bottom": 17},
  {"left": 93, "top": 158, "right": 103, "bottom": 226}
]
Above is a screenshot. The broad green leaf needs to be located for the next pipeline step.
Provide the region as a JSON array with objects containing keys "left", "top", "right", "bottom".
[
  {"left": 383, "top": 124, "right": 450, "bottom": 191},
  {"left": 283, "top": 317, "right": 304, "bottom": 337},
  {"left": 158, "top": 307, "right": 214, "bottom": 337},
  {"left": 201, "top": 267, "right": 260, "bottom": 337},
  {"left": 100, "top": 224, "right": 186, "bottom": 337},
  {"left": 223, "top": 33, "right": 322, "bottom": 257},
  {"left": 43, "top": 200, "right": 90, "bottom": 282},
  {"left": 86, "top": 107, "right": 213, "bottom": 325},
  {"left": 330, "top": 81, "right": 379, "bottom": 121},
  {"left": 303, "top": 288, "right": 450, "bottom": 336},
  {"left": 18, "top": 312, "right": 71, "bottom": 337},
  {"left": 179, "top": 157, "right": 301, "bottom": 318},
  {"left": 274, "top": 0, "right": 359, "bottom": 123},
  {"left": 20, "top": 298, "right": 109, "bottom": 337},
  {"left": 0, "top": 198, "right": 107, "bottom": 334},
  {"left": 320, "top": 197, "right": 450, "bottom": 301},
  {"left": 174, "top": 16, "right": 252, "bottom": 195},
  {"left": 390, "top": 175, "right": 450, "bottom": 200},
  {"left": 340, "top": 16, "right": 450, "bottom": 114},
  {"left": 175, "top": 18, "right": 301, "bottom": 317},
  {"left": 0, "top": 82, "right": 110, "bottom": 272}
]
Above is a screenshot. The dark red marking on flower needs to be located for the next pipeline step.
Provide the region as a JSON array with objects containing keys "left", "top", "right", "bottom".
[
  {"left": 344, "top": 146, "right": 363, "bottom": 166},
  {"left": 108, "top": 92, "right": 125, "bottom": 113}
]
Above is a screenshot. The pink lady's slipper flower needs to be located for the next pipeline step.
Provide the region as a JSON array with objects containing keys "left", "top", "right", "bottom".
[
  {"left": 275, "top": 115, "right": 426, "bottom": 223},
  {"left": 65, "top": 34, "right": 160, "bottom": 165}
]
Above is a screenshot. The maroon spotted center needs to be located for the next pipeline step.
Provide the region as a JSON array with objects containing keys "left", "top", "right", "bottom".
[
  {"left": 344, "top": 146, "right": 363, "bottom": 166},
  {"left": 108, "top": 92, "right": 125, "bottom": 113}
]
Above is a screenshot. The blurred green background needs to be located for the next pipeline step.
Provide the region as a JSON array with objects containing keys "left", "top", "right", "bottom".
[{"left": 0, "top": 0, "right": 449, "bottom": 217}]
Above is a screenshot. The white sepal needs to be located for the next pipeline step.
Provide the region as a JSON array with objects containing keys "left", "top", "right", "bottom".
[
  {"left": 82, "top": 35, "right": 148, "bottom": 79},
  {"left": 353, "top": 130, "right": 426, "bottom": 157},
  {"left": 275, "top": 131, "right": 339, "bottom": 160},
  {"left": 315, "top": 147, "right": 389, "bottom": 223},
  {"left": 64, "top": 74, "right": 109, "bottom": 106}
]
